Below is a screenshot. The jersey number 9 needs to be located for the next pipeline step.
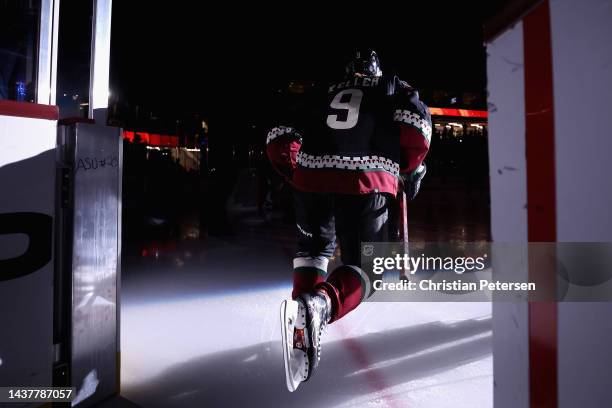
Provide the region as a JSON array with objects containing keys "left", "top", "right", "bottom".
[{"left": 326, "top": 89, "right": 363, "bottom": 130}]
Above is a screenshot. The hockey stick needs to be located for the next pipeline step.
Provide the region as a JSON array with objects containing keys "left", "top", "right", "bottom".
[{"left": 398, "top": 186, "right": 410, "bottom": 280}]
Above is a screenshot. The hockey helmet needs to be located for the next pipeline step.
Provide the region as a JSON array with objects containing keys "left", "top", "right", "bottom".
[{"left": 345, "top": 49, "right": 383, "bottom": 78}]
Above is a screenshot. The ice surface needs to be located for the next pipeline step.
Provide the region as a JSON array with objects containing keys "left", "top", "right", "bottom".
[{"left": 120, "top": 210, "right": 492, "bottom": 408}]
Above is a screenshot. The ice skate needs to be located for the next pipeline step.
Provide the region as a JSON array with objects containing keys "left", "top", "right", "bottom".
[{"left": 280, "top": 292, "right": 331, "bottom": 392}]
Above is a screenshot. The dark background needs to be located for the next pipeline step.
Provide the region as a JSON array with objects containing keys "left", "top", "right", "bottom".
[
  {"left": 108, "top": 2, "right": 506, "bottom": 127},
  {"left": 104, "top": 2, "right": 507, "bottom": 241}
]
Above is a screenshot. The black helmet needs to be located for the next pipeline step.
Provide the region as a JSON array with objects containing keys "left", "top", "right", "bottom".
[{"left": 345, "top": 49, "right": 382, "bottom": 78}]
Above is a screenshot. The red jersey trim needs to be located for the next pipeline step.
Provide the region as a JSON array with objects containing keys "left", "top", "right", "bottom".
[{"left": 293, "top": 167, "right": 398, "bottom": 196}]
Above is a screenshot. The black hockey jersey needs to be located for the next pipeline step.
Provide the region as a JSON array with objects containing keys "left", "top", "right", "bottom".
[{"left": 266, "top": 75, "right": 431, "bottom": 196}]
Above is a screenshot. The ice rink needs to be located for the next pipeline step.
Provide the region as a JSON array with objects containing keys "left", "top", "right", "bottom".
[{"left": 120, "top": 197, "right": 492, "bottom": 408}]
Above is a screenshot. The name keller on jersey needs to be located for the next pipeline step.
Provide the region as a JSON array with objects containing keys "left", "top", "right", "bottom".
[{"left": 329, "top": 76, "right": 381, "bottom": 93}]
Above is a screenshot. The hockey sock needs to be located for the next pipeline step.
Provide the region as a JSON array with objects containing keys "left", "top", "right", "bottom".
[
  {"left": 292, "top": 266, "right": 326, "bottom": 299},
  {"left": 315, "top": 265, "right": 367, "bottom": 323}
]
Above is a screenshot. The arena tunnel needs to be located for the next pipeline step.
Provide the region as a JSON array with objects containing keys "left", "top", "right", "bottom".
[{"left": 1, "top": 1, "right": 611, "bottom": 407}]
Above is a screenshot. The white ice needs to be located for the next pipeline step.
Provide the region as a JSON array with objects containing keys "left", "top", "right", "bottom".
[{"left": 120, "top": 211, "right": 492, "bottom": 408}]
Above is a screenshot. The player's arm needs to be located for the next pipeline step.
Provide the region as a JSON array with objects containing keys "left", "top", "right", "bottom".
[
  {"left": 265, "top": 126, "right": 302, "bottom": 183},
  {"left": 393, "top": 79, "right": 432, "bottom": 199}
]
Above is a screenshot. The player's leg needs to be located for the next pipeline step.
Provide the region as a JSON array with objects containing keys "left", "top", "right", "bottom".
[
  {"left": 291, "top": 189, "right": 335, "bottom": 299},
  {"left": 316, "top": 193, "right": 390, "bottom": 323},
  {"left": 281, "top": 189, "right": 335, "bottom": 391}
]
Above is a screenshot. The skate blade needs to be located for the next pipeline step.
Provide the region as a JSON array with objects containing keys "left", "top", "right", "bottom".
[{"left": 280, "top": 299, "right": 301, "bottom": 392}]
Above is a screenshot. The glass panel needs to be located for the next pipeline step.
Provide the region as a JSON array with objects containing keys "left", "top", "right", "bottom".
[
  {"left": 56, "top": 0, "right": 93, "bottom": 118},
  {"left": 0, "top": 0, "right": 41, "bottom": 102}
]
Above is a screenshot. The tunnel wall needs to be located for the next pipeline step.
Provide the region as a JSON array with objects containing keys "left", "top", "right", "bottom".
[
  {"left": 486, "top": 0, "right": 612, "bottom": 407},
  {"left": 0, "top": 101, "right": 58, "bottom": 390}
]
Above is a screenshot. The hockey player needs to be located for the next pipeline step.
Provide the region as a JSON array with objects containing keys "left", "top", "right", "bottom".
[{"left": 266, "top": 50, "right": 431, "bottom": 391}]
